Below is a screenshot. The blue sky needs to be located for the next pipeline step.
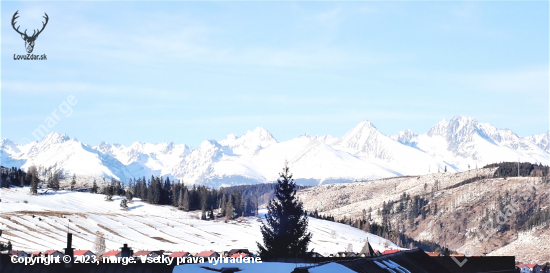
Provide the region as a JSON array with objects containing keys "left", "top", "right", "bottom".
[{"left": 2, "top": 1, "right": 548, "bottom": 147}]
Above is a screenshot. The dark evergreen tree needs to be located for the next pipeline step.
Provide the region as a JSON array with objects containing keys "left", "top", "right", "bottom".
[
  {"left": 48, "top": 172, "right": 60, "bottom": 191},
  {"left": 104, "top": 184, "right": 113, "bottom": 201},
  {"left": 30, "top": 173, "right": 38, "bottom": 195},
  {"left": 91, "top": 179, "right": 98, "bottom": 194},
  {"left": 126, "top": 187, "right": 133, "bottom": 203},
  {"left": 209, "top": 206, "right": 215, "bottom": 220},
  {"left": 182, "top": 189, "right": 190, "bottom": 211},
  {"left": 70, "top": 174, "right": 76, "bottom": 191},
  {"left": 224, "top": 194, "right": 234, "bottom": 221},
  {"left": 257, "top": 164, "right": 312, "bottom": 258}
]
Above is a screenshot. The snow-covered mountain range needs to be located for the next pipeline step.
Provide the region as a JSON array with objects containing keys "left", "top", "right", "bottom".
[{"left": 1, "top": 116, "right": 548, "bottom": 188}]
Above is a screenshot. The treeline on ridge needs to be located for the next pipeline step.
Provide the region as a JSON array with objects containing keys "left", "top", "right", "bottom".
[
  {"left": 484, "top": 162, "right": 549, "bottom": 178},
  {"left": 99, "top": 177, "right": 308, "bottom": 220}
]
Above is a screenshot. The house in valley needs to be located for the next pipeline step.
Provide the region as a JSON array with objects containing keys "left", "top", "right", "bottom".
[
  {"left": 73, "top": 250, "right": 95, "bottom": 261},
  {"left": 133, "top": 250, "right": 165, "bottom": 258},
  {"left": 517, "top": 264, "right": 541, "bottom": 273},
  {"left": 42, "top": 250, "right": 63, "bottom": 258},
  {"left": 102, "top": 250, "right": 122, "bottom": 260},
  {"left": 196, "top": 251, "right": 220, "bottom": 258},
  {"left": 169, "top": 252, "right": 191, "bottom": 258},
  {"left": 8, "top": 251, "right": 28, "bottom": 258}
]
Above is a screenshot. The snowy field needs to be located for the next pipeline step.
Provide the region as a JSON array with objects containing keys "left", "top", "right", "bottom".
[{"left": 0, "top": 187, "right": 400, "bottom": 255}]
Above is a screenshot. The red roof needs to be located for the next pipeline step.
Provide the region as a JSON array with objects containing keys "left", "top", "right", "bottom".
[
  {"left": 197, "top": 251, "right": 217, "bottom": 257},
  {"left": 169, "top": 252, "right": 189, "bottom": 257},
  {"left": 102, "top": 250, "right": 121, "bottom": 256},
  {"left": 133, "top": 251, "right": 153, "bottom": 256},
  {"left": 231, "top": 253, "right": 248, "bottom": 258},
  {"left": 133, "top": 250, "right": 164, "bottom": 257},
  {"left": 381, "top": 250, "right": 400, "bottom": 255},
  {"left": 426, "top": 252, "right": 440, "bottom": 257},
  {"left": 43, "top": 250, "right": 61, "bottom": 255},
  {"left": 74, "top": 250, "right": 92, "bottom": 256},
  {"left": 31, "top": 251, "right": 41, "bottom": 255}
]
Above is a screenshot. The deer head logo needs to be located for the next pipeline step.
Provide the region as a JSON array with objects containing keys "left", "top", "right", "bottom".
[{"left": 11, "top": 10, "right": 49, "bottom": 53}]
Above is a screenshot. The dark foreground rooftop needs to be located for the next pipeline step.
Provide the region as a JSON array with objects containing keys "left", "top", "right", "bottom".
[{"left": 0, "top": 249, "right": 516, "bottom": 273}]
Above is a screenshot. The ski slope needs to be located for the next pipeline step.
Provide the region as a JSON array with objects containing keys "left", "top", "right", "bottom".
[{"left": 0, "top": 187, "right": 400, "bottom": 255}]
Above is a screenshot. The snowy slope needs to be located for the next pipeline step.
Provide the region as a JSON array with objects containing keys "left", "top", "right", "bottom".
[
  {"left": 0, "top": 187, "right": 400, "bottom": 255},
  {"left": 1, "top": 116, "right": 548, "bottom": 187}
]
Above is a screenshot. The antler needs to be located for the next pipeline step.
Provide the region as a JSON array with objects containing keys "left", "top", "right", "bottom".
[
  {"left": 32, "top": 12, "right": 49, "bottom": 38},
  {"left": 11, "top": 10, "right": 26, "bottom": 36}
]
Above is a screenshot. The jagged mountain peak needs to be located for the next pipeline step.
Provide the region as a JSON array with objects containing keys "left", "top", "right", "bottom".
[
  {"left": 1, "top": 116, "right": 548, "bottom": 188},
  {"left": 0, "top": 138, "right": 18, "bottom": 147},
  {"left": 220, "top": 127, "right": 277, "bottom": 156},
  {"left": 391, "top": 129, "right": 417, "bottom": 145},
  {"left": 198, "top": 139, "right": 223, "bottom": 151},
  {"left": 228, "top": 127, "right": 277, "bottom": 143},
  {"left": 355, "top": 120, "right": 377, "bottom": 130},
  {"left": 41, "top": 132, "right": 71, "bottom": 144},
  {"left": 427, "top": 116, "right": 480, "bottom": 138},
  {"left": 0, "top": 138, "right": 21, "bottom": 154},
  {"left": 338, "top": 120, "right": 380, "bottom": 141}
]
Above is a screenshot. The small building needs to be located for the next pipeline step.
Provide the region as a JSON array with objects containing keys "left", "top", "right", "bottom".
[
  {"left": 306, "top": 252, "right": 324, "bottom": 258},
  {"left": 226, "top": 249, "right": 251, "bottom": 257},
  {"left": 230, "top": 253, "right": 249, "bottom": 258},
  {"left": 30, "top": 251, "right": 42, "bottom": 257},
  {"left": 133, "top": 250, "right": 165, "bottom": 258},
  {"left": 337, "top": 252, "right": 359, "bottom": 258},
  {"left": 73, "top": 250, "right": 94, "bottom": 261},
  {"left": 9, "top": 251, "right": 28, "bottom": 258},
  {"left": 196, "top": 251, "right": 220, "bottom": 258},
  {"left": 102, "top": 250, "right": 122, "bottom": 260},
  {"left": 169, "top": 252, "right": 191, "bottom": 258},
  {"left": 42, "top": 250, "right": 63, "bottom": 258},
  {"left": 381, "top": 249, "right": 400, "bottom": 255},
  {"left": 518, "top": 264, "right": 541, "bottom": 273}
]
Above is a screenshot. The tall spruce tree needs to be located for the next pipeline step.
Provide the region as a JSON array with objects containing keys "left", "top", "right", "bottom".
[
  {"left": 91, "top": 179, "right": 98, "bottom": 193},
  {"left": 182, "top": 189, "right": 190, "bottom": 211},
  {"left": 30, "top": 173, "right": 38, "bottom": 195},
  {"left": 70, "top": 174, "right": 76, "bottom": 190},
  {"left": 49, "top": 172, "right": 60, "bottom": 191},
  {"left": 257, "top": 163, "right": 312, "bottom": 258}
]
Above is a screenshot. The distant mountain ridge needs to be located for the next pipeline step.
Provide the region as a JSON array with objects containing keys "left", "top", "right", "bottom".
[{"left": 1, "top": 116, "right": 548, "bottom": 188}]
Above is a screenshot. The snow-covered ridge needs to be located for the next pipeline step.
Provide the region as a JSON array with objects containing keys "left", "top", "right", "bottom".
[{"left": 1, "top": 116, "right": 548, "bottom": 188}]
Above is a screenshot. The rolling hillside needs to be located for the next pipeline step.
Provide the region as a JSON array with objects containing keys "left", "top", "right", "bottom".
[
  {"left": 297, "top": 166, "right": 550, "bottom": 263},
  {"left": 0, "top": 187, "right": 400, "bottom": 256}
]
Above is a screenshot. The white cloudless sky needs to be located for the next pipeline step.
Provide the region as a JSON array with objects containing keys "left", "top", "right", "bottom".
[{"left": 2, "top": 1, "right": 548, "bottom": 147}]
